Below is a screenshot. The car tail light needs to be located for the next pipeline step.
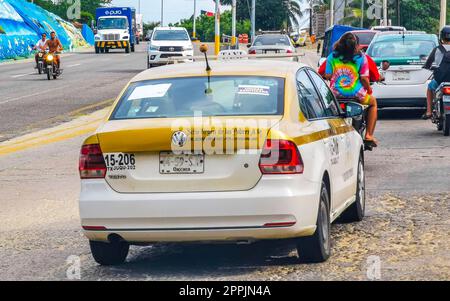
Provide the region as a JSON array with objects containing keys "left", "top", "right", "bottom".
[
  {"left": 249, "top": 49, "right": 256, "bottom": 55},
  {"left": 442, "top": 87, "right": 450, "bottom": 95},
  {"left": 259, "top": 139, "right": 304, "bottom": 174},
  {"left": 82, "top": 226, "right": 107, "bottom": 231},
  {"left": 79, "top": 144, "right": 107, "bottom": 179},
  {"left": 286, "top": 49, "right": 293, "bottom": 54}
]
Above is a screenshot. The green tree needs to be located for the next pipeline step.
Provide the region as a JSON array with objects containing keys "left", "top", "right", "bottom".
[
  {"left": 32, "top": 0, "right": 111, "bottom": 22},
  {"left": 220, "top": 0, "right": 303, "bottom": 30},
  {"left": 170, "top": 11, "right": 251, "bottom": 42}
]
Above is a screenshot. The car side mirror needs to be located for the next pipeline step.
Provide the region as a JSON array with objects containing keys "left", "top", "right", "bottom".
[
  {"left": 247, "top": 43, "right": 252, "bottom": 48},
  {"left": 341, "top": 102, "right": 364, "bottom": 118}
]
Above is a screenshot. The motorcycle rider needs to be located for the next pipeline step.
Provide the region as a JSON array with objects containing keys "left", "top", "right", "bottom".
[
  {"left": 323, "top": 32, "right": 379, "bottom": 147},
  {"left": 33, "top": 33, "right": 48, "bottom": 69},
  {"left": 422, "top": 26, "right": 450, "bottom": 119},
  {"left": 44, "top": 31, "right": 64, "bottom": 69}
]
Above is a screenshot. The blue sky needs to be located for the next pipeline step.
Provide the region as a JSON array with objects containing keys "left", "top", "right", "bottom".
[{"left": 111, "top": 0, "right": 218, "bottom": 25}]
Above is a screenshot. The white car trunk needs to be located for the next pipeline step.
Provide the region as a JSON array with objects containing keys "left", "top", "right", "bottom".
[
  {"left": 383, "top": 65, "right": 432, "bottom": 85},
  {"left": 97, "top": 117, "right": 281, "bottom": 193}
]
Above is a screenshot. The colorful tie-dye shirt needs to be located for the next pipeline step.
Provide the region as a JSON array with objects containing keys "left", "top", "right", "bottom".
[{"left": 325, "top": 52, "right": 370, "bottom": 103}]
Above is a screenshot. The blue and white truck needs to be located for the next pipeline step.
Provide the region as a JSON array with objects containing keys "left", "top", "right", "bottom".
[{"left": 94, "top": 7, "right": 137, "bottom": 54}]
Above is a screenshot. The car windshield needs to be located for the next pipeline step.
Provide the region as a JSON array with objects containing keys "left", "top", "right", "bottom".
[
  {"left": 253, "top": 35, "right": 290, "bottom": 46},
  {"left": 98, "top": 17, "right": 128, "bottom": 30},
  {"left": 353, "top": 32, "right": 376, "bottom": 45},
  {"left": 367, "top": 39, "right": 436, "bottom": 58},
  {"left": 153, "top": 30, "right": 189, "bottom": 41},
  {"left": 112, "top": 76, "right": 285, "bottom": 119}
]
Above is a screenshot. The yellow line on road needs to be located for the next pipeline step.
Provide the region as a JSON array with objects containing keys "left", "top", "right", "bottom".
[{"left": 0, "top": 103, "right": 112, "bottom": 156}]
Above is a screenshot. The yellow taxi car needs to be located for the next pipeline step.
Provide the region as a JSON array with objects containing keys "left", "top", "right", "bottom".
[{"left": 79, "top": 58, "right": 366, "bottom": 265}]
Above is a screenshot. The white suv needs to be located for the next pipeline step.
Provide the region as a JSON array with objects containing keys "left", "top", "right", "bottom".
[{"left": 147, "top": 27, "right": 194, "bottom": 68}]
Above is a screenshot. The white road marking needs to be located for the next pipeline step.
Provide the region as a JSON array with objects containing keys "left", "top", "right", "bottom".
[
  {"left": 0, "top": 85, "right": 73, "bottom": 105},
  {"left": 67, "top": 63, "right": 81, "bottom": 68},
  {"left": 11, "top": 73, "right": 33, "bottom": 78}
]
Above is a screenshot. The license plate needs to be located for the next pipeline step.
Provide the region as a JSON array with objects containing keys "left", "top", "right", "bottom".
[
  {"left": 159, "top": 152, "right": 204, "bottom": 174},
  {"left": 392, "top": 71, "right": 410, "bottom": 81}
]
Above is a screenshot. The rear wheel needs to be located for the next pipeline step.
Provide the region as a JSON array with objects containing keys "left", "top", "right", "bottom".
[
  {"left": 89, "top": 240, "right": 129, "bottom": 266},
  {"left": 339, "top": 155, "right": 366, "bottom": 223},
  {"left": 296, "top": 181, "right": 331, "bottom": 263},
  {"left": 444, "top": 113, "right": 450, "bottom": 136}
]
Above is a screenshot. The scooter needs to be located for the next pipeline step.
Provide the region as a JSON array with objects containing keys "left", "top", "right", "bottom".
[
  {"left": 431, "top": 82, "right": 450, "bottom": 136},
  {"left": 43, "top": 52, "right": 62, "bottom": 80}
]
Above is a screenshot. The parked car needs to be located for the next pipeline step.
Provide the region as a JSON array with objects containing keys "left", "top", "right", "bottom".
[
  {"left": 367, "top": 32, "right": 439, "bottom": 108},
  {"left": 350, "top": 30, "right": 378, "bottom": 52},
  {"left": 247, "top": 33, "right": 297, "bottom": 60}
]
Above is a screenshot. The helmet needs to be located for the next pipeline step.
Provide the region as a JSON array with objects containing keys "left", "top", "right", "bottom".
[{"left": 440, "top": 26, "right": 450, "bottom": 42}]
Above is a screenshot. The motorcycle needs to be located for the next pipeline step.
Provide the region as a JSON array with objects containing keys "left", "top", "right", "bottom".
[
  {"left": 431, "top": 82, "right": 450, "bottom": 136},
  {"left": 36, "top": 51, "right": 45, "bottom": 74},
  {"left": 43, "top": 52, "right": 61, "bottom": 80}
]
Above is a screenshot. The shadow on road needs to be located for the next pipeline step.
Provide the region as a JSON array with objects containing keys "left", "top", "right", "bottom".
[
  {"left": 89, "top": 242, "right": 301, "bottom": 278},
  {"left": 378, "top": 108, "right": 425, "bottom": 120}
]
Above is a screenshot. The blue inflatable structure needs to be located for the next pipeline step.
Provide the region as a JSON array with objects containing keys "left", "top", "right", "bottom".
[{"left": 0, "top": 0, "right": 38, "bottom": 60}]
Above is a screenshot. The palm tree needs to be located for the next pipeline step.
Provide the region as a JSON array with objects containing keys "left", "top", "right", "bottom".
[{"left": 283, "top": 0, "right": 303, "bottom": 29}]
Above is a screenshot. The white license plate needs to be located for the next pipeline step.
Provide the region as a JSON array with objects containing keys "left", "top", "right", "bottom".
[
  {"left": 392, "top": 71, "right": 410, "bottom": 81},
  {"left": 159, "top": 152, "right": 204, "bottom": 174}
]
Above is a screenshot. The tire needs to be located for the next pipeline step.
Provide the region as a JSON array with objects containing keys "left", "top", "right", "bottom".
[
  {"left": 46, "top": 66, "right": 51, "bottom": 80},
  {"left": 339, "top": 155, "right": 366, "bottom": 223},
  {"left": 95, "top": 47, "right": 99, "bottom": 54},
  {"left": 100, "top": 48, "right": 105, "bottom": 54},
  {"left": 89, "top": 240, "right": 129, "bottom": 266},
  {"left": 296, "top": 181, "right": 331, "bottom": 263},
  {"left": 104, "top": 48, "right": 109, "bottom": 53},
  {"left": 444, "top": 113, "right": 450, "bottom": 136},
  {"left": 38, "top": 63, "right": 42, "bottom": 74}
]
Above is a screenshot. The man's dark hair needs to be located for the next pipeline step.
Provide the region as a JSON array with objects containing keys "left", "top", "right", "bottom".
[
  {"left": 382, "top": 60, "right": 390, "bottom": 64},
  {"left": 333, "top": 32, "right": 360, "bottom": 63}
]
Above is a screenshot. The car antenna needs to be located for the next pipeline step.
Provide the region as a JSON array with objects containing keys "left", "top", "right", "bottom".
[{"left": 199, "top": 44, "right": 213, "bottom": 94}]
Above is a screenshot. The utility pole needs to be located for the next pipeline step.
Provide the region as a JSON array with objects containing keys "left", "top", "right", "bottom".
[
  {"left": 361, "top": 0, "right": 365, "bottom": 28},
  {"left": 309, "top": 1, "right": 313, "bottom": 37},
  {"left": 251, "top": 0, "right": 256, "bottom": 42},
  {"left": 193, "top": 0, "right": 197, "bottom": 39},
  {"left": 214, "top": 0, "right": 220, "bottom": 55},
  {"left": 161, "top": 0, "right": 164, "bottom": 26},
  {"left": 231, "top": 0, "right": 237, "bottom": 47},
  {"left": 330, "top": 0, "right": 335, "bottom": 26},
  {"left": 440, "top": 0, "right": 447, "bottom": 30},
  {"left": 396, "top": 0, "right": 401, "bottom": 26},
  {"left": 383, "top": 0, "right": 388, "bottom": 26}
]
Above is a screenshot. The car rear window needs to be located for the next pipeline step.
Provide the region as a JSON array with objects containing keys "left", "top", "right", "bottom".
[
  {"left": 367, "top": 39, "right": 436, "bottom": 59},
  {"left": 111, "top": 76, "right": 285, "bottom": 119},
  {"left": 353, "top": 32, "right": 376, "bottom": 45},
  {"left": 254, "top": 35, "right": 291, "bottom": 46}
]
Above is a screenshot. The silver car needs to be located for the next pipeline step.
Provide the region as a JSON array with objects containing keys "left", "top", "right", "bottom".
[{"left": 248, "top": 34, "right": 296, "bottom": 60}]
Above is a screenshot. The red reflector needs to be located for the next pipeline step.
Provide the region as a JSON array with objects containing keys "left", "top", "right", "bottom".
[
  {"left": 249, "top": 49, "right": 256, "bottom": 55},
  {"left": 259, "top": 139, "right": 304, "bottom": 174},
  {"left": 286, "top": 49, "right": 293, "bottom": 54},
  {"left": 340, "top": 103, "right": 346, "bottom": 110},
  {"left": 79, "top": 144, "right": 107, "bottom": 179},
  {"left": 82, "top": 226, "right": 107, "bottom": 231},
  {"left": 442, "top": 87, "right": 450, "bottom": 95},
  {"left": 264, "top": 222, "right": 296, "bottom": 228}
]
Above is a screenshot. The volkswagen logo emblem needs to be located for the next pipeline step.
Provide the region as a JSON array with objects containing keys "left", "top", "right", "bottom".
[{"left": 172, "top": 131, "right": 188, "bottom": 147}]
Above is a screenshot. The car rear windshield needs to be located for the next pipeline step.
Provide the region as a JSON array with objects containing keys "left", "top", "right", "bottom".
[
  {"left": 253, "top": 35, "right": 291, "bottom": 46},
  {"left": 111, "top": 76, "right": 285, "bottom": 119},
  {"left": 153, "top": 30, "right": 189, "bottom": 41},
  {"left": 367, "top": 39, "right": 436, "bottom": 59}
]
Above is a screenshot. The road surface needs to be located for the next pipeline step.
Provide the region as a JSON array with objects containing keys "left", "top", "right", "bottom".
[{"left": 0, "top": 49, "right": 449, "bottom": 281}]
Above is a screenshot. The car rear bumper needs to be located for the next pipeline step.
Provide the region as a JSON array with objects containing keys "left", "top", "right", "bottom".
[
  {"left": 96, "top": 41, "right": 129, "bottom": 49},
  {"left": 373, "top": 82, "right": 428, "bottom": 108},
  {"left": 79, "top": 176, "right": 320, "bottom": 243}
]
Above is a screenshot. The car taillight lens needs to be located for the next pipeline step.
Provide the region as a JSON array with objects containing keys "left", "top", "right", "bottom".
[
  {"left": 286, "top": 49, "right": 293, "bottom": 54},
  {"left": 249, "top": 49, "right": 256, "bottom": 55},
  {"left": 259, "top": 139, "right": 304, "bottom": 174},
  {"left": 79, "top": 144, "right": 107, "bottom": 179},
  {"left": 442, "top": 87, "right": 450, "bottom": 95}
]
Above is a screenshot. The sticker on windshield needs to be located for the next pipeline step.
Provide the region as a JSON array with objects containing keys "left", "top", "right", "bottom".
[
  {"left": 237, "top": 85, "right": 270, "bottom": 96},
  {"left": 128, "top": 84, "right": 172, "bottom": 100}
]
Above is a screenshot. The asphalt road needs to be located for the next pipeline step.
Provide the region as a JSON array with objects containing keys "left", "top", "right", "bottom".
[
  {"left": 0, "top": 44, "right": 148, "bottom": 142},
  {"left": 0, "top": 50, "right": 449, "bottom": 281}
]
